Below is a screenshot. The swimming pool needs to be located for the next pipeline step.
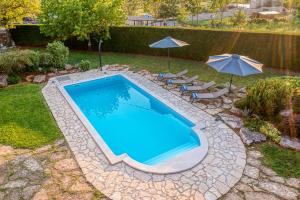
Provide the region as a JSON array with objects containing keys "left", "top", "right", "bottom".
[{"left": 60, "top": 74, "right": 208, "bottom": 174}]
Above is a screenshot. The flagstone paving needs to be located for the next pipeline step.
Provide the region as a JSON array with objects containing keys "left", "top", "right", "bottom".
[
  {"left": 0, "top": 67, "right": 299, "bottom": 199},
  {"left": 42, "top": 69, "right": 247, "bottom": 200}
]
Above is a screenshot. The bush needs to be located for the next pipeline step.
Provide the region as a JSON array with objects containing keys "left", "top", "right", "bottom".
[
  {"left": 79, "top": 60, "right": 91, "bottom": 71},
  {"left": 245, "top": 79, "right": 292, "bottom": 120},
  {"left": 259, "top": 122, "right": 281, "bottom": 143},
  {"left": 231, "top": 10, "right": 247, "bottom": 26},
  {"left": 0, "top": 50, "right": 39, "bottom": 74},
  {"left": 46, "top": 41, "right": 69, "bottom": 69},
  {"left": 38, "top": 52, "right": 53, "bottom": 71},
  {"left": 244, "top": 117, "right": 281, "bottom": 143},
  {"left": 249, "top": 18, "right": 270, "bottom": 24},
  {"left": 7, "top": 73, "right": 21, "bottom": 85}
]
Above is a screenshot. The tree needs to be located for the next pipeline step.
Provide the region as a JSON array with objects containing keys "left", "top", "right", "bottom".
[
  {"left": 158, "top": 0, "right": 187, "bottom": 21},
  {"left": 211, "top": 0, "right": 231, "bottom": 24},
  {"left": 125, "top": 0, "right": 144, "bottom": 16},
  {"left": 0, "top": 0, "right": 40, "bottom": 29},
  {"left": 40, "top": 0, "right": 125, "bottom": 50},
  {"left": 185, "top": 0, "right": 203, "bottom": 25}
]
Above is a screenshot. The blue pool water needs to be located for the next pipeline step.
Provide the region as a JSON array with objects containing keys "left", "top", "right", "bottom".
[{"left": 65, "top": 75, "right": 200, "bottom": 165}]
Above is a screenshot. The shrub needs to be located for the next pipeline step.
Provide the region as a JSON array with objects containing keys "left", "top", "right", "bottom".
[
  {"left": 249, "top": 18, "right": 269, "bottom": 24},
  {"left": 46, "top": 41, "right": 69, "bottom": 69},
  {"left": 38, "top": 52, "right": 53, "bottom": 71},
  {"left": 79, "top": 60, "right": 91, "bottom": 71},
  {"left": 234, "top": 98, "right": 247, "bottom": 110},
  {"left": 231, "top": 10, "right": 247, "bottom": 26},
  {"left": 259, "top": 122, "right": 281, "bottom": 143},
  {"left": 0, "top": 50, "right": 39, "bottom": 74},
  {"left": 245, "top": 79, "right": 292, "bottom": 120},
  {"left": 7, "top": 73, "right": 21, "bottom": 85},
  {"left": 244, "top": 117, "right": 281, "bottom": 143}
]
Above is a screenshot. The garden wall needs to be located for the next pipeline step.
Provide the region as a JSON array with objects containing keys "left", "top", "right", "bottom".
[{"left": 10, "top": 25, "right": 300, "bottom": 71}]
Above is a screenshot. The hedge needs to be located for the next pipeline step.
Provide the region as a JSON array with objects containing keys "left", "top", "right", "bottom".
[{"left": 10, "top": 25, "right": 300, "bottom": 71}]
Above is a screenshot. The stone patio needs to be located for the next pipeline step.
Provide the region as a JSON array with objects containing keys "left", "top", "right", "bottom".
[{"left": 42, "top": 69, "right": 246, "bottom": 200}]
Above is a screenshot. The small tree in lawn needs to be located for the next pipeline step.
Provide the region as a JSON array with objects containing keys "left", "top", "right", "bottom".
[
  {"left": 211, "top": 0, "right": 231, "bottom": 25},
  {"left": 0, "top": 0, "right": 40, "bottom": 29},
  {"left": 39, "top": 0, "right": 126, "bottom": 50}
]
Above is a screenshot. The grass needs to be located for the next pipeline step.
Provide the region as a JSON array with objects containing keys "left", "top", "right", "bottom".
[
  {"left": 260, "top": 143, "right": 300, "bottom": 178},
  {"left": 0, "top": 84, "right": 61, "bottom": 148},
  {"left": 67, "top": 50, "right": 293, "bottom": 87}
]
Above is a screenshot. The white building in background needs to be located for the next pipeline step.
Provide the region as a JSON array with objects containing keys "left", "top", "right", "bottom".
[
  {"left": 127, "top": 14, "right": 177, "bottom": 27},
  {"left": 250, "top": 0, "right": 283, "bottom": 9}
]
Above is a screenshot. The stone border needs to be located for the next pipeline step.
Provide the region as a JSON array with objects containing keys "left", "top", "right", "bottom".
[
  {"left": 42, "top": 69, "right": 246, "bottom": 200},
  {"left": 57, "top": 73, "right": 208, "bottom": 174}
]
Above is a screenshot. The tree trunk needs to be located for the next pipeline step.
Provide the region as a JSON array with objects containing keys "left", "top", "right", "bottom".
[
  {"left": 196, "top": 14, "right": 199, "bottom": 24},
  {"left": 88, "top": 34, "right": 92, "bottom": 51}
]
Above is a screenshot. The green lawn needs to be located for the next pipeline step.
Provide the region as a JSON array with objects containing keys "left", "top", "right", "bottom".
[
  {"left": 260, "top": 143, "right": 300, "bottom": 178},
  {"left": 0, "top": 84, "right": 61, "bottom": 149},
  {"left": 68, "top": 50, "right": 291, "bottom": 87}
]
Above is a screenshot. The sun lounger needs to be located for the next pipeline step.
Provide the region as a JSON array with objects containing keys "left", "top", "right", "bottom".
[
  {"left": 180, "top": 81, "right": 216, "bottom": 95},
  {"left": 167, "top": 75, "right": 198, "bottom": 85},
  {"left": 157, "top": 69, "right": 188, "bottom": 80},
  {"left": 190, "top": 88, "right": 229, "bottom": 102}
]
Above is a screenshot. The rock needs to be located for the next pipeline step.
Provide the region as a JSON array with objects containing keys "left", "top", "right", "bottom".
[
  {"left": 222, "top": 97, "right": 233, "bottom": 104},
  {"left": 239, "top": 128, "right": 266, "bottom": 145},
  {"left": 64, "top": 64, "right": 74, "bottom": 70},
  {"left": 33, "top": 75, "right": 46, "bottom": 83},
  {"left": 244, "top": 192, "right": 280, "bottom": 200},
  {"left": 230, "top": 106, "right": 243, "bottom": 116},
  {"left": 248, "top": 150, "right": 263, "bottom": 159},
  {"left": 6, "top": 190, "right": 22, "bottom": 200},
  {"left": 280, "top": 136, "right": 300, "bottom": 151},
  {"left": 286, "top": 178, "right": 300, "bottom": 188},
  {"left": 47, "top": 73, "right": 56, "bottom": 78},
  {"left": 243, "top": 165, "right": 260, "bottom": 179},
  {"left": 59, "top": 70, "right": 68, "bottom": 75},
  {"left": 260, "top": 166, "right": 277, "bottom": 176},
  {"left": 69, "top": 181, "right": 93, "bottom": 192},
  {"left": 32, "top": 188, "right": 48, "bottom": 200},
  {"left": 54, "top": 139, "right": 65, "bottom": 147},
  {"left": 54, "top": 158, "right": 78, "bottom": 171},
  {"left": 246, "top": 157, "right": 261, "bottom": 168},
  {"left": 2, "top": 180, "right": 28, "bottom": 189},
  {"left": 239, "top": 87, "right": 247, "bottom": 93},
  {"left": 194, "top": 191, "right": 205, "bottom": 200},
  {"left": 222, "top": 192, "right": 243, "bottom": 200},
  {"left": 0, "top": 145, "right": 14, "bottom": 156},
  {"left": 0, "top": 74, "right": 7, "bottom": 87},
  {"left": 258, "top": 181, "right": 298, "bottom": 200},
  {"left": 35, "top": 145, "right": 52, "bottom": 154},
  {"left": 22, "top": 185, "right": 41, "bottom": 200},
  {"left": 0, "top": 164, "right": 7, "bottom": 185},
  {"left": 235, "top": 183, "right": 253, "bottom": 192},
  {"left": 25, "top": 75, "right": 35, "bottom": 82},
  {"left": 0, "top": 192, "right": 4, "bottom": 200},
  {"left": 218, "top": 113, "right": 243, "bottom": 129},
  {"left": 23, "top": 158, "right": 43, "bottom": 172}
]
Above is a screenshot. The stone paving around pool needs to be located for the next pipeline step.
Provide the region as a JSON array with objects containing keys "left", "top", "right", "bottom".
[{"left": 42, "top": 68, "right": 247, "bottom": 200}]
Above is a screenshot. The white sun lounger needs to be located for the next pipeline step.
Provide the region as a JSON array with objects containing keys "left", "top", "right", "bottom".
[
  {"left": 167, "top": 75, "right": 198, "bottom": 85},
  {"left": 180, "top": 81, "right": 216, "bottom": 95},
  {"left": 157, "top": 69, "right": 188, "bottom": 80},
  {"left": 191, "top": 88, "right": 229, "bottom": 102}
]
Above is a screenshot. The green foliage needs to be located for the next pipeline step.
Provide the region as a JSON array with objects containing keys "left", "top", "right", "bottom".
[
  {"left": 234, "top": 98, "right": 247, "bottom": 110},
  {"left": 259, "top": 122, "right": 281, "bottom": 143},
  {"left": 245, "top": 79, "right": 292, "bottom": 120},
  {"left": 39, "top": 0, "right": 125, "bottom": 42},
  {"left": 7, "top": 73, "right": 21, "bottom": 85},
  {"left": 260, "top": 143, "right": 300, "bottom": 178},
  {"left": 38, "top": 52, "right": 53, "bottom": 71},
  {"left": 249, "top": 18, "right": 270, "bottom": 24},
  {"left": 79, "top": 60, "right": 91, "bottom": 72},
  {"left": 0, "top": 84, "right": 61, "bottom": 148},
  {"left": 0, "top": 0, "right": 40, "bottom": 29},
  {"left": 46, "top": 41, "right": 69, "bottom": 69},
  {"left": 230, "top": 10, "right": 247, "bottom": 27},
  {"left": 244, "top": 117, "right": 281, "bottom": 143},
  {"left": 10, "top": 25, "right": 300, "bottom": 71},
  {"left": 0, "top": 49, "right": 39, "bottom": 74}
]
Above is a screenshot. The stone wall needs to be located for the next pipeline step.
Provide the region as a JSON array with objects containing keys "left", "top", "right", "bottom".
[{"left": 0, "top": 28, "right": 14, "bottom": 51}]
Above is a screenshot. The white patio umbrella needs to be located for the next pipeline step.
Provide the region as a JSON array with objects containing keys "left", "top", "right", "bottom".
[{"left": 206, "top": 54, "right": 263, "bottom": 91}]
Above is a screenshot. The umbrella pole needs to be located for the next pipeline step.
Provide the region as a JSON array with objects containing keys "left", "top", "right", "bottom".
[
  {"left": 229, "top": 74, "right": 233, "bottom": 92},
  {"left": 167, "top": 48, "right": 170, "bottom": 71}
]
